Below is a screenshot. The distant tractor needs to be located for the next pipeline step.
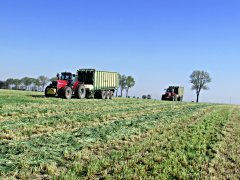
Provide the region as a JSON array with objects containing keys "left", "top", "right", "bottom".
[
  {"left": 45, "top": 69, "right": 119, "bottom": 99},
  {"left": 161, "top": 86, "right": 184, "bottom": 101}
]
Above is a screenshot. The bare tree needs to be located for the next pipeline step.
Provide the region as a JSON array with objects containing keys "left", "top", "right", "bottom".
[
  {"left": 115, "top": 74, "right": 121, "bottom": 97},
  {"left": 38, "top": 76, "right": 49, "bottom": 91},
  {"left": 190, "top": 70, "right": 212, "bottom": 103},
  {"left": 119, "top": 75, "right": 127, "bottom": 97},
  {"left": 125, "top": 76, "right": 135, "bottom": 98}
]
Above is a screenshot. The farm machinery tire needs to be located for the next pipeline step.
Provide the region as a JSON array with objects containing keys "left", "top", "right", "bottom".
[
  {"left": 109, "top": 91, "right": 114, "bottom": 99},
  {"left": 106, "top": 91, "right": 110, "bottom": 99},
  {"left": 63, "top": 86, "right": 73, "bottom": 99},
  {"left": 75, "top": 84, "right": 86, "bottom": 99},
  {"left": 100, "top": 90, "right": 106, "bottom": 99}
]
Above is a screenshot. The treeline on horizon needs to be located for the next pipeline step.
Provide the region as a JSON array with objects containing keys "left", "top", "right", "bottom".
[
  {"left": 0, "top": 76, "right": 54, "bottom": 92},
  {"left": 0, "top": 74, "right": 154, "bottom": 99}
]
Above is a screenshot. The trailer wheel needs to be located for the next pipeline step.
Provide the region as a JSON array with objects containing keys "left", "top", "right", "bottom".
[
  {"left": 63, "top": 86, "right": 72, "bottom": 99},
  {"left": 109, "top": 91, "right": 114, "bottom": 99},
  {"left": 75, "top": 84, "right": 86, "bottom": 99},
  {"left": 106, "top": 91, "right": 110, "bottom": 99},
  {"left": 101, "top": 90, "right": 106, "bottom": 99}
]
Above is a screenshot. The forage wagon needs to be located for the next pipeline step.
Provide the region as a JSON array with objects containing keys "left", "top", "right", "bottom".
[{"left": 45, "top": 69, "right": 119, "bottom": 99}]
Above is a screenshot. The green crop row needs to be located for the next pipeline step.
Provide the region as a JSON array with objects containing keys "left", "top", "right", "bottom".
[{"left": 0, "top": 90, "right": 239, "bottom": 179}]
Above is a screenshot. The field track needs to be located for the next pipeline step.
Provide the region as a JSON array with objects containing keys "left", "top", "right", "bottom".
[{"left": 0, "top": 90, "right": 240, "bottom": 179}]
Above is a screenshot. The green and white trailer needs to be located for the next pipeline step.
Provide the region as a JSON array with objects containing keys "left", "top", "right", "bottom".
[{"left": 77, "top": 69, "right": 119, "bottom": 99}]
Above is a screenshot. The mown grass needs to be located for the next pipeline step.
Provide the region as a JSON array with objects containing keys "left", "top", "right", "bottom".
[{"left": 0, "top": 89, "right": 240, "bottom": 179}]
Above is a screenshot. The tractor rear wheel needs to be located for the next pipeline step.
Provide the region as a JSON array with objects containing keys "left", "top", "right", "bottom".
[
  {"left": 75, "top": 84, "right": 86, "bottom": 99},
  {"left": 63, "top": 86, "right": 72, "bottom": 99},
  {"left": 100, "top": 90, "right": 106, "bottom": 99}
]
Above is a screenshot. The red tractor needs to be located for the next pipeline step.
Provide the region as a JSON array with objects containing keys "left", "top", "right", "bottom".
[
  {"left": 45, "top": 72, "right": 86, "bottom": 99},
  {"left": 161, "top": 86, "right": 184, "bottom": 101}
]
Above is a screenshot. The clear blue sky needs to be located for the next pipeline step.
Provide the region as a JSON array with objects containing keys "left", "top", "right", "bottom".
[{"left": 0, "top": 0, "right": 240, "bottom": 103}]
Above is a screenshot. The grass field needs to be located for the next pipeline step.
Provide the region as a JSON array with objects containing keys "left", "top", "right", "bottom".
[{"left": 0, "top": 89, "right": 240, "bottom": 179}]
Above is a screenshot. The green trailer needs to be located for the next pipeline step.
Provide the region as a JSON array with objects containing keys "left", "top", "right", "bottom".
[{"left": 77, "top": 69, "right": 119, "bottom": 99}]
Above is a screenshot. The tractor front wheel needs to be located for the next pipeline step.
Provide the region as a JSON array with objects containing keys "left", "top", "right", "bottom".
[{"left": 63, "top": 86, "right": 73, "bottom": 99}]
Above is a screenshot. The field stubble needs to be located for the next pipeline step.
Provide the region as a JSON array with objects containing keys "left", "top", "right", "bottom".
[{"left": 0, "top": 90, "right": 239, "bottom": 179}]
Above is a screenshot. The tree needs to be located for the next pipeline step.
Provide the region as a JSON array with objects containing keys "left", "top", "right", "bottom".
[
  {"left": 38, "top": 76, "right": 49, "bottom": 91},
  {"left": 6, "top": 78, "right": 14, "bottom": 89},
  {"left": 13, "top": 79, "right": 21, "bottom": 89},
  {"left": 33, "top": 78, "right": 41, "bottom": 91},
  {"left": 115, "top": 74, "right": 121, "bottom": 97},
  {"left": 147, "top": 94, "right": 151, "bottom": 99},
  {"left": 119, "top": 75, "right": 127, "bottom": 97},
  {"left": 21, "top": 77, "right": 32, "bottom": 90},
  {"left": 190, "top": 70, "right": 212, "bottom": 103},
  {"left": 125, "top": 76, "right": 135, "bottom": 98},
  {"left": 142, "top": 95, "right": 147, "bottom": 99},
  {"left": 0, "top": 81, "right": 6, "bottom": 89},
  {"left": 50, "top": 76, "right": 58, "bottom": 82}
]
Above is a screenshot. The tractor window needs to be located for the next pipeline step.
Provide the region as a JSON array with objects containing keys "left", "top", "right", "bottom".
[{"left": 61, "top": 73, "right": 72, "bottom": 80}]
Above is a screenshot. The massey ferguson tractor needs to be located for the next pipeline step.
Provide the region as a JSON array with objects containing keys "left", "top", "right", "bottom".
[
  {"left": 161, "top": 86, "right": 184, "bottom": 101},
  {"left": 45, "top": 69, "right": 119, "bottom": 99}
]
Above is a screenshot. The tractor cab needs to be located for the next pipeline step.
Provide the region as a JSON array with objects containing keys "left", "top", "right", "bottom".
[
  {"left": 58, "top": 72, "right": 76, "bottom": 86},
  {"left": 166, "top": 87, "right": 176, "bottom": 96},
  {"left": 58, "top": 72, "right": 76, "bottom": 81}
]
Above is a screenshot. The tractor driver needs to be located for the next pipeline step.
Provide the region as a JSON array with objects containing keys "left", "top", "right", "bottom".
[{"left": 68, "top": 75, "right": 73, "bottom": 86}]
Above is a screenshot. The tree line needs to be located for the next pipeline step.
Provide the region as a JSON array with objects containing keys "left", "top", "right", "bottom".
[
  {"left": 0, "top": 70, "right": 211, "bottom": 102},
  {"left": 0, "top": 76, "right": 55, "bottom": 91},
  {"left": 0, "top": 74, "right": 137, "bottom": 97},
  {"left": 116, "top": 74, "right": 136, "bottom": 98}
]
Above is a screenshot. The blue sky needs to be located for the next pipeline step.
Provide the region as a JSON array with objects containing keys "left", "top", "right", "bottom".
[{"left": 0, "top": 0, "right": 240, "bottom": 103}]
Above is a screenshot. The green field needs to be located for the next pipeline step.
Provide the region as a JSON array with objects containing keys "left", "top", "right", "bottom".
[{"left": 0, "top": 90, "right": 240, "bottom": 179}]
